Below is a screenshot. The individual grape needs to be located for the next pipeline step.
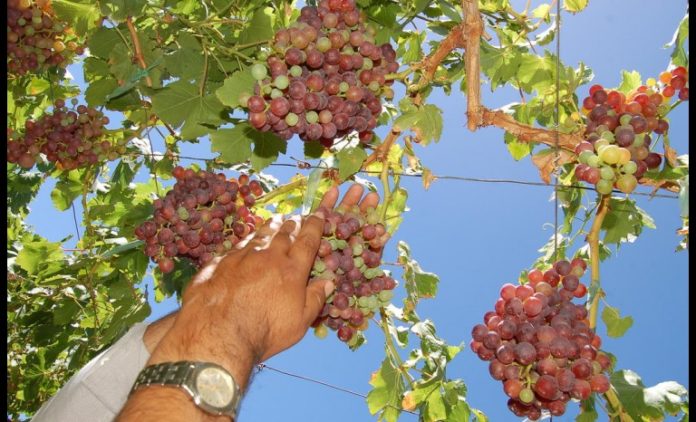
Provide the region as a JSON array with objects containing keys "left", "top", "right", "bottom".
[
  {"left": 535, "top": 375, "right": 559, "bottom": 400},
  {"left": 251, "top": 63, "right": 268, "bottom": 80}
]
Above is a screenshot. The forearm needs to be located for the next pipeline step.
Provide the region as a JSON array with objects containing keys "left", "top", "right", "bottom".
[
  {"left": 117, "top": 305, "right": 258, "bottom": 422},
  {"left": 142, "top": 311, "right": 178, "bottom": 354}
]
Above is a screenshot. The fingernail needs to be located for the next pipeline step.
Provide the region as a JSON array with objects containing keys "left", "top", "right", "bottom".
[
  {"left": 314, "top": 210, "right": 326, "bottom": 219},
  {"left": 324, "top": 281, "right": 335, "bottom": 296}
]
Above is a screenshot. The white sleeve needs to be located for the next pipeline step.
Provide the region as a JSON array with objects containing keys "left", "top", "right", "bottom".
[{"left": 31, "top": 322, "right": 151, "bottom": 422}]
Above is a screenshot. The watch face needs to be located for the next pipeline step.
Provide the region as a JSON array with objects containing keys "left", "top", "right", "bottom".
[{"left": 195, "top": 367, "right": 235, "bottom": 408}]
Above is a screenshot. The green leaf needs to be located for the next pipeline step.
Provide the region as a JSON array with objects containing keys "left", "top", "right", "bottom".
[
  {"left": 7, "top": 168, "right": 43, "bottom": 215},
  {"left": 601, "top": 304, "right": 633, "bottom": 338},
  {"left": 211, "top": 127, "right": 253, "bottom": 164},
  {"left": 247, "top": 126, "right": 286, "bottom": 171},
  {"left": 398, "top": 241, "right": 440, "bottom": 304},
  {"left": 384, "top": 188, "right": 408, "bottom": 234},
  {"left": 424, "top": 388, "right": 447, "bottom": 421},
  {"left": 611, "top": 370, "right": 688, "bottom": 421},
  {"left": 337, "top": 147, "right": 367, "bottom": 180},
  {"left": 100, "top": 0, "right": 147, "bottom": 21},
  {"left": 304, "top": 140, "right": 324, "bottom": 159},
  {"left": 563, "top": 0, "right": 589, "bottom": 13},
  {"left": 164, "top": 33, "right": 204, "bottom": 81},
  {"left": 50, "top": 170, "right": 84, "bottom": 211},
  {"left": 576, "top": 398, "right": 599, "bottom": 421},
  {"left": 665, "top": 13, "right": 689, "bottom": 68},
  {"left": 150, "top": 81, "right": 224, "bottom": 139},
  {"left": 616, "top": 70, "right": 642, "bottom": 94},
  {"left": 51, "top": 0, "right": 101, "bottom": 36},
  {"left": 52, "top": 301, "right": 81, "bottom": 325},
  {"left": 366, "top": 358, "right": 404, "bottom": 422},
  {"left": 532, "top": 4, "right": 552, "bottom": 19},
  {"left": 215, "top": 70, "right": 257, "bottom": 109},
  {"left": 504, "top": 132, "right": 533, "bottom": 161},
  {"left": 601, "top": 197, "right": 656, "bottom": 245},
  {"left": 239, "top": 7, "right": 274, "bottom": 45},
  {"left": 85, "top": 78, "right": 119, "bottom": 107},
  {"left": 393, "top": 104, "right": 443, "bottom": 145},
  {"left": 16, "top": 237, "right": 64, "bottom": 275},
  {"left": 87, "top": 28, "right": 122, "bottom": 59},
  {"left": 303, "top": 167, "right": 324, "bottom": 214}
]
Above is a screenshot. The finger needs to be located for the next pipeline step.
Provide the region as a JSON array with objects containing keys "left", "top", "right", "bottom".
[
  {"left": 317, "top": 186, "right": 340, "bottom": 210},
  {"left": 303, "top": 279, "right": 336, "bottom": 327},
  {"left": 358, "top": 191, "right": 380, "bottom": 212},
  {"left": 288, "top": 210, "right": 326, "bottom": 274},
  {"left": 337, "top": 184, "right": 364, "bottom": 211},
  {"left": 269, "top": 219, "right": 297, "bottom": 254},
  {"left": 238, "top": 215, "right": 282, "bottom": 250}
]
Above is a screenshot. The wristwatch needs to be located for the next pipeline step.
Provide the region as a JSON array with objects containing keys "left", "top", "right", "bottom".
[{"left": 130, "top": 361, "right": 241, "bottom": 420}]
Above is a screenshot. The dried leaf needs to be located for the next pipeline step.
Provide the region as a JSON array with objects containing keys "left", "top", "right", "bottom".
[
  {"left": 531, "top": 148, "right": 574, "bottom": 184},
  {"left": 665, "top": 145, "right": 678, "bottom": 168},
  {"left": 422, "top": 167, "right": 437, "bottom": 190}
]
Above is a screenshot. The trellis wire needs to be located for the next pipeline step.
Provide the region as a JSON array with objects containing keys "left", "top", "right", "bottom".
[
  {"left": 123, "top": 152, "right": 679, "bottom": 199},
  {"left": 256, "top": 363, "right": 418, "bottom": 416},
  {"left": 553, "top": 0, "right": 562, "bottom": 262}
]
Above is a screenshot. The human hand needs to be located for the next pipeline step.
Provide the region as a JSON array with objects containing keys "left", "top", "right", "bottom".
[{"left": 148, "top": 184, "right": 379, "bottom": 389}]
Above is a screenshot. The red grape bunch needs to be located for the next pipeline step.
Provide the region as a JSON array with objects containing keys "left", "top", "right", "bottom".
[
  {"left": 240, "top": 0, "right": 399, "bottom": 147},
  {"left": 470, "top": 258, "right": 612, "bottom": 420},
  {"left": 574, "top": 68, "right": 687, "bottom": 195},
  {"left": 135, "top": 167, "right": 264, "bottom": 273},
  {"left": 7, "top": 0, "right": 84, "bottom": 76},
  {"left": 310, "top": 205, "right": 395, "bottom": 345},
  {"left": 7, "top": 100, "right": 124, "bottom": 170}
]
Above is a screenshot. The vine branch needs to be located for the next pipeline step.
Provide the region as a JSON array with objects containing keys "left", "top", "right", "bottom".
[
  {"left": 126, "top": 16, "right": 153, "bottom": 87},
  {"left": 463, "top": 0, "right": 484, "bottom": 130}
]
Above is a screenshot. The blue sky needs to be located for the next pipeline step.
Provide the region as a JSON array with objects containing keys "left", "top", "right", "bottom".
[{"left": 24, "top": 0, "right": 688, "bottom": 420}]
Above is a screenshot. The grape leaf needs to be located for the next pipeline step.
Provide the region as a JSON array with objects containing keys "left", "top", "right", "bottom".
[
  {"left": 7, "top": 168, "right": 43, "bottom": 215},
  {"left": 367, "top": 358, "right": 404, "bottom": 422},
  {"left": 601, "top": 304, "right": 633, "bottom": 338},
  {"left": 664, "top": 12, "right": 689, "bottom": 68},
  {"left": 424, "top": 389, "right": 447, "bottom": 422},
  {"left": 611, "top": 370, "right": 688, "bottom": 421},
  {"left": 87, "top": 28, "right": 122, "bottom": 59},
  {"left": 210, "top": 127, "right": 253, "bottom": 164},
  {"left": 393, "top": 104, "right": 443, "bottom": 145},
  {"left": 150, "top": 81, "right": 224, "bottom": 139},
  {"left": 398, "top": 241, "right": 440, "bottom": 304},
  {"left": 530, "top": 148, "right": 574, "bottom": 184},
  {"left": 215, "top": 70, "right": 257, "bottom": 109},
  {"left": 576, "top": 397, "right": 599, "bottom": 422},
  {"left": 304, "top": 140, "right": 324, "bottom": 159},
  {"left": 238, "top": 7, "right": 274, "bottom": 45},
  {"left": 564, "top": 0, "right": 589, "bottom": 13},
  {"left": 532, "top": 4, "right": 551, "bottom": 19},
  {"left": 337, "top": 147, "right": 367, "bottom": 180},
  {"left": 50, "top": 170, "right": 84, "bottom": 211},
  {"left": 16, "top": 237, "right": 64, "bottom": 276},
  {"left": 617, "top": 70, "right": 642, "bottom": 94},
  {"left": 249, "top": 129, "right": 287, "bottom": 171},
  {"left": 504, "top": 132, "right": 533, "bottom": 161},
  {"left": 51, "top": 0, "right": 101, "bottom": 36},
  {"left": 100, "top": 0, "right": 147, "bottom": 21},
  {"left": 601, "top": 197, "right": 656, "bottom": 245}
]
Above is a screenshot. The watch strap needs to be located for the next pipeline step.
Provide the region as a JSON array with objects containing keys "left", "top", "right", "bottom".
[{"left": 130, "top": 361, "right": 240, "bottom": 420}]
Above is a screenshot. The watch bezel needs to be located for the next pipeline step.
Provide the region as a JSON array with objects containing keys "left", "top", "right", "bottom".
[{"left": 187, "top": 362, "right": 240, "bottom": 418}]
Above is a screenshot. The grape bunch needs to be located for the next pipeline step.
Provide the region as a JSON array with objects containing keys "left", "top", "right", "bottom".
[
  {"left": 7, "top": 100, "right": 124, "bottom": 170},
  {"left": 574, "top": 80, "right": 678, "bottom": 195},
  {"left": 135, "top": 167, "right": 264, "bottom": 273},
  {"left": 240, "top": 0, "right": 399, "bottom": 147},
  {"left": 470, "top": 258, "right": 612, "bottom": 420},
  {"left": 310, "top": 205, "right": 395, "bottom": 345},
  {"left": 7, "top": 0, "right": 84, "bottom": 75},
  {"left": 657, "top": 66, "right": 689, "bottom": 101}
]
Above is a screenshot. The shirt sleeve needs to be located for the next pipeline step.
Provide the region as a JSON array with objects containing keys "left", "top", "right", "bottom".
[{"left": 31, "top": 322, "right": 151, "bottom": 422}]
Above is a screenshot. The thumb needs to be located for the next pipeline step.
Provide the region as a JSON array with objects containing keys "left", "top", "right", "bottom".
[{"left": 303, "top": 279, "right": 335, "bottom": 327}]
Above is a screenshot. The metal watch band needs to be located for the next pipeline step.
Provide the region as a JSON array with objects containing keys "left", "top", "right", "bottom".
[{"left": 130, "top": 361, "right": 241, "bottom": 420}]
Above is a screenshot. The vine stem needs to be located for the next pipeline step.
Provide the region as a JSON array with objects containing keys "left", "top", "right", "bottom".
[
  {"left": 587, "top": 195, "right": 610, "bottom": 331},
  {"left": 379, "top": 308, "right": 416, "bottom": 388},
  {"left": 584, "top": 196, "right": 634, "bottom": 420},
  {"left": 80, "top": 168, "right": 102, "bottom": 337},
  {"left": 126, "top": 16, "right": 153, "bottom": 87},
  {"left": 363, "top": 127, "right": 401, "bottom": 168},
  {"left": 254, "top": 177, "right": 307, "bottom": 207}
]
